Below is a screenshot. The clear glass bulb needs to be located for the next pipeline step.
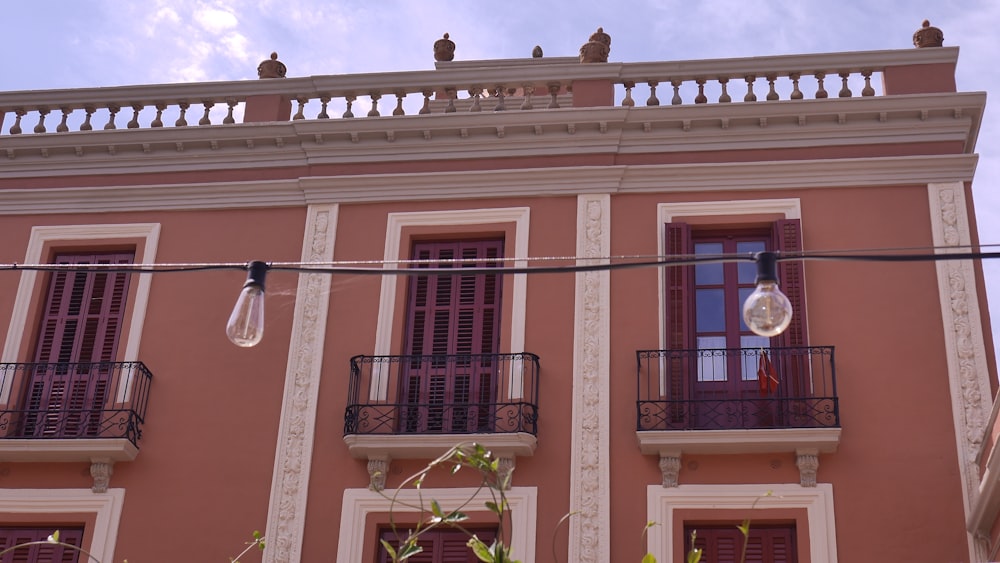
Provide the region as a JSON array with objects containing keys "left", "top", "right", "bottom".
[
  {"left": 226, "top": 283, "right": 265, "bottom": 347},
  {"left": 742, "top": 281, "right": 793, "bottom": 337}
]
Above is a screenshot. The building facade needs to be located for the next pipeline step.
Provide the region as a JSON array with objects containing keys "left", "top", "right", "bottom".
[{"left": 0, "top": 25, "right": 995, "bottom": 563}]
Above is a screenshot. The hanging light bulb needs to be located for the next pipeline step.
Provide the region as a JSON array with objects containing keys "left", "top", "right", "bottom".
[
  {"left": 742, "top": 252, "right": 793, "bottom": 337},
  {"left": 226, "top": 261, "right": 268, "bottom": 347}
]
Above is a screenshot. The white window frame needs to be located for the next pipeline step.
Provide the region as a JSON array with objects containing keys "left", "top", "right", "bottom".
[
  {"left": 646, "top": 483, "right": 837, "bottom": 563},
  {"left": 337, "top": 486, "right": 537, "bottom": 563},
  {"left": 0, "top": 488, "right": 125, "bottom": 563}
]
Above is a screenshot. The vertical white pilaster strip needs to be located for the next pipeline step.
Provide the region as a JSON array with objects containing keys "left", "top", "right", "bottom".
[
  {"left": 927, "top": 183, "right": 992, "bottom": 563},
  {"left": 569, "top": 194, "right": 611, "bottom": 563},
  {"left": 264, "top": 204, "right": 338, "bottom": 563}
]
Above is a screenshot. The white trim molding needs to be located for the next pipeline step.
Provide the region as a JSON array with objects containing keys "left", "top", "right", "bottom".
[
  {"left": 264, "top": 204, "right": 339, "bottom": 563},
  {"left": 569, "top": 194, "right": 612, "bottom": 563},
  {"left": 336, "top": 486, "right": 538, "bottom": 563},
  {"left": 646, "top": 483, "right": 838, "bottom": 563},
  {"left": 927, "top": 182, "right": 993, "bottom": 563},
  {"left": 0, "top": 488, "right": 125, "bottom": 562}
]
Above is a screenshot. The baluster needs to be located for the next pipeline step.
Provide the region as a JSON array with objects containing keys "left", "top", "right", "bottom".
[
  {"left": 646, "top": 81, "right": 660, "bottom": 106},
  {"left": 743, "top": 75, "right": 757, "bottom": 102},
  {"left": 520, "top": 85, "right": 534, "bottom": 110},
  {"left": 128, "top": 104, "right": 142, "bottom": 128},
  {"left": 814, "top": 72, "right": 828, "bottom": 99},
  {"left": 419, "top": 90, "right": 433, "bottom": 114},
  {"left": 104, "top": 105, "right": 119, "bottom": 130},
  {"left": 343, "top": 95, "right": 356, "bottom": 118},
  {"left": 670, "top": 79, "right": 682, "bottom": 105},
  {"left": 838, "top": 72, "right": 852, "bottom": 98},
  {"left": 151, "top": 103, "right": 165, "bottom": 127},
  {"left": 317, "top": 97, "right": 330, "bottom": 119},
  {"left": 861, "top": 70, "right": 875, "bottom": 97},
  {"left": 621, "top": 81, "right": 635, "bottom": 107},
  {"left": 789, "top": 73, "right": 803, "bottom": 100},
  {"left": 693, "top": 79, "right": 707, "bottom": 104},
  {"left": 445, "top": 88, "right": 457, "bottom": 113},
  {"left": 80, "top": 107, "right": 94, "bottom": 131},
  {"left": 34, "top": 108, "right": 49, "bottom": 133},
  {"left": 9, "top": 109, "right": 24, "bottom": 135},
  {"left": 393, "top": 91, "right": 405, "bottom": 116},
  {"left": 367, "top": 92, "right": 381, "bottom": 117},
  {"left": 468, "top": 87, "right": 482, "bottom": 112},
  {"left": 199, "top": 102, "right": 214, "bottom": 125},
  {"left": 766, "top": 74, "right": 779, "bottom": 101},
  {"left": 175, "top": 102, "right": 189, "bottom": 126},
  {"left": 293, "top": 97, "right": 307, "bottom": 120},
  {"left": 223, "top": 99, "right": 237, "bottom": 124},
  {"left": 57, "top": 108, "right": 71, "bottom": 132},
  {"left": 717, "top": 78, "right": 731, "bottom": 103},
  {"left": 493, "top": 86, "right": 506, "bottom": 111},
  {"left": 547, "top": 83, "right": 561, "bottom": 109}
]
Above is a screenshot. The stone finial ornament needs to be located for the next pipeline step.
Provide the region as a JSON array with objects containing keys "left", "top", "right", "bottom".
[
  {"left": 579, "top": 27, "right": 611, "bottom": 63},
  {"left": 913, "top": 20, "right": 944, "bottom": 48},
  {"left": 434, "top": 33, "right": 456, "bottom": 62},
  {"left": 257, "top": 52, "right": 287, "bottom": 79},
  {"left": 532, "top": 45, "right": 543, "bottom": 58}
]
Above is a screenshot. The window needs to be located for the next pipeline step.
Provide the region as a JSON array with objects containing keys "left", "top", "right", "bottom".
[
  {"left": 685, "top": 524, "right": 796, "bottom": 563},
  {"left": 0, "top": 526, "right": 84, "bottom": 563},
  {"left": 22, "top": 252, "right": 134, "bottom": 438},
  {"left": 665, "top": 220, "right": 806, "bottom": 428},
  {"left": 378, "top": 527, "right": 497, "bottom": 563},
  {"left": 402, "top": 240, "right": 503, "bottom": 433}
]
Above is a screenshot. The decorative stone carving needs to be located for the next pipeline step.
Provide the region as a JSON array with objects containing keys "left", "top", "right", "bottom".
[
  {"left": 496, "top": 455, "right": 516, "bottom": 490},
  {"left": 913, "top": 20, "right": 944, "bottom": 48},
  {"left": 90, "top": 458, "right": 113, "bottom": 493},
  {"left": 579, "top": 27, "right": 611, "bottom": 63},
  {"left": 367, "top": 457, "right": 390, "bottom": 491},
  {"left": 257, "top": 52, "right": 287, "bottom": 79},
  {"left": 532, "top": 45, "right": 543, "bottom": 58},
  {"left": 658, "top": 453, "right": 681, "bottom": 488},
  {"left": 434, "top": 33, "right": 456, "bottom": 62},
  {"left": 795, "top": 449, "right": 819, "bottom": 487}
]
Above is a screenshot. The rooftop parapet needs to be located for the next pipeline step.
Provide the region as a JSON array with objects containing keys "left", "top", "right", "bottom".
[{"left": 0, "top": 46, "right": 960, "bottom": 137}]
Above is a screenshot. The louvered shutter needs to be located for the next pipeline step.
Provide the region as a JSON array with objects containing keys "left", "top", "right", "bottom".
[
  {"left": 378, "top": 528, "right": 496, "bottom": 563},
  {"left": 773, "top": 219, "right": 806, "bottom": 349},
  {"left": 0, "top": 527, "right": 83, "bottom": 563},
  {"left": 25, "top": 252, "right": 133, "bottom": 438},
  {"left": 664, "top": 223, "right": 693, "bottom": 425},
  {"left": 686, "top": 525, "right": 796, "bottom": 563},
  {"left": 402, "top": 240, "right": 503, "bottom": 432}
]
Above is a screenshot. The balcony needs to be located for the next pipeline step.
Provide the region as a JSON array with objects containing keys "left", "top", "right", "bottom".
[
  {"left": 0, "top": 361, "right": 152, "bottom": 460},
  {"left": 343, "top": 353, "right": 538, "bottom": 488},
  {"left": 636, "top": 347, "right": 840, "bottom": 486}
]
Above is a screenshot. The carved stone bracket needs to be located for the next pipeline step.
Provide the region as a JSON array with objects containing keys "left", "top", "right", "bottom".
[
  {"left": 367, "top": 456, "right": 390, "bottom": 491},
  {"left": 496, "top": 455, "right": 516, "bottom": 490},
  {"left": 90, "top": 458, "right": 114, "bottom": 493},
  {"left": 795, "top": 449, "right": 819, "bottom": 487},
  {"left": 658, "top": 452, "right": 682, "bottom": 488}
]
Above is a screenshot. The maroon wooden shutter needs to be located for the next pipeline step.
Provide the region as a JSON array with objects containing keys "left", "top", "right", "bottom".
[
  {"left": 664, "top": 223, "right": 693, "bottom": 424},
  {"left": 687, "top": 525, "right": 796, "bottom": 563},
  {"left": 379, "top": 528, "right": 496, "bottom": 563},
  {"left": 0, "top": 527, "right": 83, "bottom": 563},
  {"left": 773, "top": 219, "right": 807, "bottom": 349},
  {"left": 403, "top": 240, "right": 503, "bottom": 432},
  {"left": 25, "top": 252, "right": 133, "bottom": 437}
]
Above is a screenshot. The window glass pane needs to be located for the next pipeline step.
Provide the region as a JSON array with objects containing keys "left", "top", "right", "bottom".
[
  {"left": 738, "top": 287, "right": 754, "bottom": 331},
  {"left": 740, "top": 336, "right": 770, "bottom": 380},
  {"left": 696, "top": 289, "right": 725, "bottom": 332},
  {"left": 695, "top": 242, "right": 724, "bottom": 285},
  {"left": 696, "top": 337, "right": 727, "bottom": 381},
  {"left": 737, "top": 240, "right": 766, "bottom": 283}
]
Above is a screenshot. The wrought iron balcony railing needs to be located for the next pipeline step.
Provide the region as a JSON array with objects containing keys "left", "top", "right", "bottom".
[
  {"left": 0, "top": 362, "right": 152, "bottom": 447},
  {"left": 636, "top": 347, "right": 838, "bottom": 431},
  {"left": 345, "top": 353, "right": 539, "bottom": 436}
]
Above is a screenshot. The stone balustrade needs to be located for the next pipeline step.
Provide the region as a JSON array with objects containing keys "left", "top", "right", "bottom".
[{"left": 0, "top": 47, "right": 958, "bottom": 136}]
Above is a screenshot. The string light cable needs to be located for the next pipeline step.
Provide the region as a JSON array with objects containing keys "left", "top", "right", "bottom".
[{"left": 4, "top": 244, "right": 1000, "bottom": 346}]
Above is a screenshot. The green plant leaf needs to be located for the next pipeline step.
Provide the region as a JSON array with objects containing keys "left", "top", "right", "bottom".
[
  {"left": 431, "top": 500, "right": 444, "bottom": 519},
  {"left": 642, "top": 553, "right": 658, "bottom": 563},
  {"left": 686, "top": 547, "right": 702, "bottom": 563},
  {"left": 485, "top": 501, "right": 502, "bottom": 515},
  {"left": 379, "top": 539, "right": 397, "bottom": 561},
  {"left": 398, "top": 540, "right": 423, "bottom": 560},
  {"left": 736, "top": 519, "right": 750, "bottom": 537},
  {"left": 48, "top": 531, "right": 59, "bottom": 543},
  {"left": 468, "top": 537, "right": 493, "bottom": 562}
]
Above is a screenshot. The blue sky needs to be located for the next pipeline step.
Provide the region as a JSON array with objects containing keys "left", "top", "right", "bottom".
[{"left": 7, "top": 0, "right": 1000, "bottom": 348}]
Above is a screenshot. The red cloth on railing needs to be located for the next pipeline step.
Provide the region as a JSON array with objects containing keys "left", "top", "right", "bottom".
[{"left": 757, "top": 351, "right": 779, "bottom": 397}]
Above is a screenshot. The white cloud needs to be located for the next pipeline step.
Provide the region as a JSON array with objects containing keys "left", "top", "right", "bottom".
[{"left": 194, "top": 5, "right": 239, "bottom": 34}]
